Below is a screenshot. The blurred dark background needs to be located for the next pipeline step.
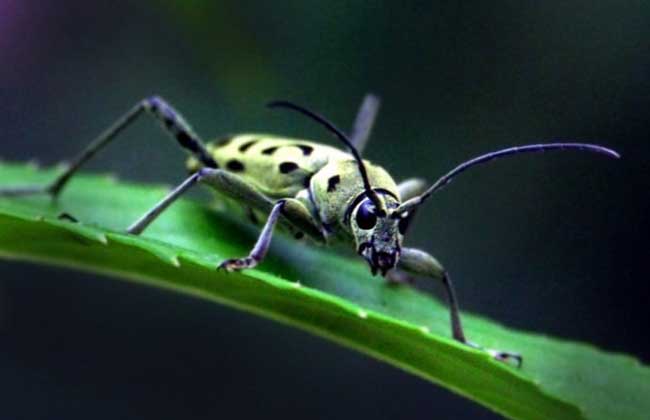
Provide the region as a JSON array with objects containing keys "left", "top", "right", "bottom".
[{"left": 1, "top": 1, "right": 649, "bottom": 419}]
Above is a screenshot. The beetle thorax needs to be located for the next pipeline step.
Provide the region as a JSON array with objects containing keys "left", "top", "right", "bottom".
[
  {"left": 309, "top": 159, "right": 403, "bottom": 274},
  {"left": 310, "top": 160, "right": 399, "bottom": 231}
]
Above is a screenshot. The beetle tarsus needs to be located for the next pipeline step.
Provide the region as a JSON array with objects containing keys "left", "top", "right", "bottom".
[
  {"left": 218, "top": 257, "right": 258, "bottom": 272},
  {"left": 491, "top": 350, "right": 523, "bottom": 368},
  {"left": 467, "top": 341, "right": 523, "bottom": 368}
]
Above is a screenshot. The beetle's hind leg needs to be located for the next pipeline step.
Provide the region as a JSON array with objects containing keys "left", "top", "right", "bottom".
[
  {"left": 397, "top": 247, "right": 522, "bottom": 367},
  {"left": 0, "top": 96, "right": 217, "bottom": 199}
]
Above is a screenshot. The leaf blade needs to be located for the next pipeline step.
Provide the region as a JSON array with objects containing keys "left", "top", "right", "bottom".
[{"left": 0, "top": 162, "right": 647, "bottom": 420}]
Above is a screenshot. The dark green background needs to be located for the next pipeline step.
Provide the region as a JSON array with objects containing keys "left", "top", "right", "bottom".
[{"left": 1, "top": 2, "right": 648, "bottom": 419}]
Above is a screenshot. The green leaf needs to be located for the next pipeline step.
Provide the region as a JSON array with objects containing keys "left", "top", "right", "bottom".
[{"left": 0, "top": 162, "right": 647, "bottom": 420}]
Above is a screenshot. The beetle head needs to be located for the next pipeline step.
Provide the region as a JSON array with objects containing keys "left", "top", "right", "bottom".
[{"left": 351, "top": 193, "right": 404, "bottom": 276}]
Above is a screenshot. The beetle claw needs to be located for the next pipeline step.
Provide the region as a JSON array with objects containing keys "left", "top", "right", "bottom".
[
  {"left": 466, "top": 341, "right": 523, "bottom": 368},
  {"left": 489, "top": 349, "right": 523, "bottom": 368},
  {"left": 217, "top": 257, "right": 257, "bottom": 272}
]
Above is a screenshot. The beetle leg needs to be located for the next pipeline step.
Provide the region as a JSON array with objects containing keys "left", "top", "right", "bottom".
[
  {"left": 393, "top": 178, "right": 428, "bottom": 236},
  {"left": 128, "top": 167, "right": 324, "bottom": 239},
  {"left": 127, "top": 166, "right": 276, "bottom": 234},
  {"left": 349, "top": 94, "right": 381, "bottom": 154},
  {"left": 397, "top": 247, "right": 523, "bottom": 367},
  {"left": 218, "top": 200, "right": 286, "bottom": 271},
  {"left": 126, "top": 169, "right": 213, "bottom": 235},
  {"left": 125, "top": 167, "right": 324, "bottom": 270},
  {"left": 280, "top": 198, "right": 326, "bottom": 244},
  {"left": 397, "top": 178, "right": 427, "bottom": 201},
  {"left": 0, "top": 96, "right": 216, "bottom": 198},
  {"left": 218, "top": 197, "right": 325, "bottom": 270},
  {"left": 196, "top": 170, "right": 325, "bottom": 243}
]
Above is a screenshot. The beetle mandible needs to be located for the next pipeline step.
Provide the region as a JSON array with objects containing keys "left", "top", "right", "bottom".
[{"left": 0, "top": 94, "right": 620, "bottom": 366}]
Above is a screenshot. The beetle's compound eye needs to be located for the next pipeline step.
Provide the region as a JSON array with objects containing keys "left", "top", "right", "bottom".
[{"left": 356, "top": 200, "right": 377, "bottom": 230}]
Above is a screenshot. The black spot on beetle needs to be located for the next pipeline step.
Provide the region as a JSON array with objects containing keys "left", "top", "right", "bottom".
[
  {"left": 216, "top": 136, "right": 233, "bottom": 147},
  {"left": 327, "top": 175, "right": 341, "bottom": 192},
  {"left": 176, "top": 132, "right": 197, "bottom": 151},
  {"left": 262, "top": 146, "right": 278, "bottom": 155},
  {"left": 205, "top": 157, "right": 219, "bottom": 169},
  {"left": 303, "top": 174, "right": 313, "bottom": 188},
  {"left": 202, "top": 154, "right": 219, "bottom": 169},
  {"left": 297, "top": 144, "right": 314, "bottom": 156},
  {"left": 279, "top": 162, "right": 299, "bottom": 173},
  {"left": 238, "top": 139, "right": 257, "bottom": 152},
  {"left": 163, "top": 117, "right": 175, "bottom": 129},
  {"left": 226, "top": 159, "right": 245, "bottom": 172},
  {"left": 294, "top": 232, "right": 304, "bottom": 240}
]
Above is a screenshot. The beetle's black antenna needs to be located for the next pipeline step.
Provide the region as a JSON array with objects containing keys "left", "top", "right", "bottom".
[
  {"left": 268, "top": 100, "right": 386, "bottom": 215},
  {"left": 394, "top": 142, "right": 620, "bottom": 216}
]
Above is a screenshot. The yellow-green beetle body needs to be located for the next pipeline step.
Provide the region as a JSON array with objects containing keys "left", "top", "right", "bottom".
[{"left": 188, "top": 134, "right": 401, "bottom": 254}]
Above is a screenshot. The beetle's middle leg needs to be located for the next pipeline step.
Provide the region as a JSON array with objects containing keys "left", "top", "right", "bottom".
[
  {"left": 397, "top": 247, "right": 522, "bottom": 366},
  {"left": 395, "top": 177, "right": 427, "bottom": 231},
  {"left": 126, "top": 167, "right": 324, "bottom": 270}
]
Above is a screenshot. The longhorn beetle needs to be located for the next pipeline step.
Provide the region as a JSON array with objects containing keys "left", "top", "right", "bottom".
[{"left": 0, "top": 94, "right": 620, "bottom": 366}]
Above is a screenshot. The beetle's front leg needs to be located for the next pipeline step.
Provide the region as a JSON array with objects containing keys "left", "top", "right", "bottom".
[
  {"left": 218, "top": 200, "right": 286, "bottom": 271},
  {"left": 219, "top": 197, "right": 325, "bottom": 271},
  {"left": 397, "top": 247, "right": 522, "bottom": 367}
]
